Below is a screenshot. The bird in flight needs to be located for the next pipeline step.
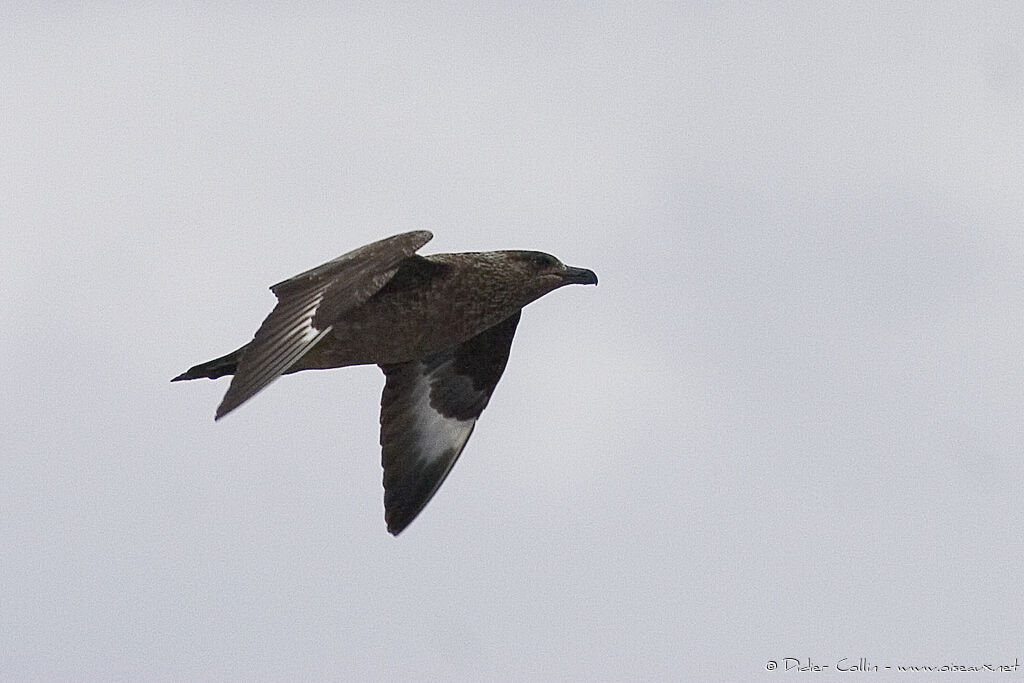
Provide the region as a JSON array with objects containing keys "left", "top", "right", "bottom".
[{"left": 172, "top": 231, "right": 598, "bottom": 534}]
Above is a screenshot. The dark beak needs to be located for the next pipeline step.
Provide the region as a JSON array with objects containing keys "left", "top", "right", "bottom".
[{"left": 562, "top": 265, "right": 598, "bottom": 285}]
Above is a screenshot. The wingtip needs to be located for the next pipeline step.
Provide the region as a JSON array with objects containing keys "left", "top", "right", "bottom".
[
  {"left": 214, "top": 393, "right": 238, "bottom": 420},
  {"left": 385, "top": 510, "right": 413, "bottom": 536},
  {"left": 402, "top": 230, "right": 433, "bottom": 250}
]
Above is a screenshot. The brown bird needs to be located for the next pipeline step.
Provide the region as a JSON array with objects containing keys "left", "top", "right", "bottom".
[{"left": 172, "top": 231, "right": 598, "bottom": 534}]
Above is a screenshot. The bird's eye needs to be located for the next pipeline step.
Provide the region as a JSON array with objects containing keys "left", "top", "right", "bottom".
[{"left": 529, "top": 253, "right": 558, "bottom": 269}]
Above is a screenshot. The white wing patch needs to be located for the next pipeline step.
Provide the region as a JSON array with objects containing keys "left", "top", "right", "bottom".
[{"left": 408, "top": 362, "right": 476, "bottom": 468}]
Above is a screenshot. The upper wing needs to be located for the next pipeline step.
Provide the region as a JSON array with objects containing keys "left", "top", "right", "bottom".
[
  {"left": 378, "top": 311, "right": 521, "bottom": 535},
  {"left": 215, "top": 230, "right": 433, "bottom": 419}
]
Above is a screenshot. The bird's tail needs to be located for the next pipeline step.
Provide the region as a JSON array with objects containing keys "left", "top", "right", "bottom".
[{"left": 171, "top": 346, "right": 245, "bottom": 382}]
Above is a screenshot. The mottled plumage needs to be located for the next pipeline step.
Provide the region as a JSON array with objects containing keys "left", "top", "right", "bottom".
[{"left": 172, "top": 231, "right": 597, "bottom": 534}]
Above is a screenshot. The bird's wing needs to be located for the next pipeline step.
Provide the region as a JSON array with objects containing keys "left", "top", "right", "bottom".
[
  {"left": 216, "top": 230, "right": 433, "bottom": 419},
  {"left": 378, "top": 311, "right": 521, "bottom": 535}
]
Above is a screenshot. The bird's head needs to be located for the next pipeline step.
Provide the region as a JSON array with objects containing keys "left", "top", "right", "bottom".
[{"left": 487, "top": 250, "right": 598, "bottom": 306}]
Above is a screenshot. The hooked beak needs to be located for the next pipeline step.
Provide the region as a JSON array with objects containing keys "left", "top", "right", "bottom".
[{"left": 562, "top": 265, "right": 598, "bottom": 286}]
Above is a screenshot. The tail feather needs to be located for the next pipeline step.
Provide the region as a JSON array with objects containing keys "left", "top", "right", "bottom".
[{"left": 171, "top": 347, "right": 245, "bottom": 382}]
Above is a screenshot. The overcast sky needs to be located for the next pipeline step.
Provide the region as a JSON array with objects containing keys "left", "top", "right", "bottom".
[{"left": 3, "top": 2, "right": 1024, "bottom": 680}]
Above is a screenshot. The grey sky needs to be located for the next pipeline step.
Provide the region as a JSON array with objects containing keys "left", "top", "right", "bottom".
[{"left": 3, "top": 3, "right": 1023, "bottom": 680}]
